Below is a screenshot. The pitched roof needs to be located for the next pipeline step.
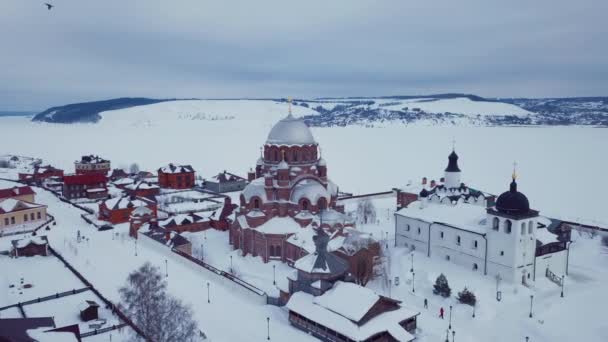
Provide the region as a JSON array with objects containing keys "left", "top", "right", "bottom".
[
  {"left": 0, "top": 186, "right": 35, "bottom": 200},
  {"left": 0, "top": 198, "right": 45, "bottom": 214},
  {"left": 102, "top": 196, "right": 153, "bottom": 210},
  {"left": 158, "top": 163, "right": 195, "bottom": 174}
]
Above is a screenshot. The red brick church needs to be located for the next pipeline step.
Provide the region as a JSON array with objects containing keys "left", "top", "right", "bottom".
[{"left": 229, "top": 105, "right": 355, "bottom": 263}]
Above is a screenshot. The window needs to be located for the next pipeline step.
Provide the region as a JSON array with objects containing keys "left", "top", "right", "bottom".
[
  {"left": 492, "top": 217, "right": 499, "bottom": 230},
  {"left": 24, "top": 214, "right": 28, "bottom": 222},
  {"left": 30, "top": 213, "right": 35, "bottom": 221},
  {"left": 37, "top": 212, "right": 41, "bottom": 219},
  {"left": 269, "top": 245, "right": 275, "bottom": 257},
  {"left": 4, "top": 218, "right": 8, "bottom": 226},
  {"left": 406, "top": 224, "right": 410, "bottom": 231},
  {"left": 301, "top": 200, "right": 309, "bottom": 211},
  {"left": 276, "top": 245, "right": 282, "bottom": 257},
  {"left": 528, "top": 221, "right": 533, "bottom": 234},
  {"left": 417, "top": 227, "right": 421, "bottom": 235},
  {"left": 473, "top": 263, "right": 478, "bottom": 271},
  {"left": 253, "top": 198, "right": 260, "bottom": 209},
  {"left": 521, "top": 223, "right": 526, "bottom": 235},
  {"left": 440, "top": 231, "right": 444, "bottom": 239},
  {"left": 446, "top": 255, "right": 451, "bottom": 261},
  {"left": 456, "top": 235, "right": 461, "bottom": 246},
  {"left": 10, "top": 217, "right": 15, "bottom": 224},
  {"left": 500, "top": 251, "right": 505, "bottom": 256},
  {"left": 473, "top": 240, "right": 478, "bottom": 249},
  {"left": 504, "top": 220, "right": 512, "bottom": 234}
]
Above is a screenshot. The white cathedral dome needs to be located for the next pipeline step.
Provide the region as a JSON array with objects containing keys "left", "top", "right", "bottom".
[{"left": 266, "top": 114, "right": 316, "bottom": 146}]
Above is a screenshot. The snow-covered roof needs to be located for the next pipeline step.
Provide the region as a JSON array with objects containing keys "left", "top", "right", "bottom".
[
  {"left": 251, "top": 216, "right": 303, "bottom": 235},
  {"left": 113, "top": 177, "right": 135, "bottom": 186},
  {"left": 242, "top": 178, "right": 267, "bottom": 202},
  {"left": 131, "top": 205, "right": 153, "bottom": 217},
  {"left": 102, "top": 196, "right": 152, "bottom": 210},
  {"left": 125, "top": 181, "right": 160, "bottom": 191},
  {"left": 286, "top": 284, "right": 418, "bottom": 341},
  {"left": 160, "top": 213, "right": 209, "bottom": 228},
  {"left": 12, "top": 236, "right": 48, "bottom": 249},
  {"left": 158, "top": 163, "right": 195, "bottom": 174},
  {"left": 396, "top": 200, "right": 488, "bottom": 234},
  {"left": 290, "top": 179, "right": 331, "bottom": 204},
  {"left": 287, "top": 226, "right": 345, "bottom": 254},
  {"left": 536, "top": 227, "right": 559, "bottom": 244},
  {"left": 266, "top": 113, "right": 317, "bottom": 146},
  {"left": 0, "top": 198, "right": 44, "bottom": 214}
]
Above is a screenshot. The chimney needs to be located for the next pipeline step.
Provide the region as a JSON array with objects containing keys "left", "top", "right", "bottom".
[
  {"left": 430, "top": 179, "right": 436, "bottom": 188},
  {"left": 422, "top": 177, "right": 427, "bottom": 185}
]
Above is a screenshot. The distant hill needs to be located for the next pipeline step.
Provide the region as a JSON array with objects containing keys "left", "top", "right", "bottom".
[
  {"left": 0, "top": 111, "right": 37, "bottom": 117},
  {"left": 31, "top": 97, "right": 174, "bottom": 123},
  {"left": 28, "top": 95, "right": 608, "bottom": 126}
]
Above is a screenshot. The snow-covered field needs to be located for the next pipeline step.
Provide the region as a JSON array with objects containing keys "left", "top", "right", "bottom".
[{"left": 1, "top": 99, "right": 607, "bottom": 341}]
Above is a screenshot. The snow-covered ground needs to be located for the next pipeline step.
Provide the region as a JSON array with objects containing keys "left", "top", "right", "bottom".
[{"left": 1, "top": 100, "right": 607, "bottom": 341}]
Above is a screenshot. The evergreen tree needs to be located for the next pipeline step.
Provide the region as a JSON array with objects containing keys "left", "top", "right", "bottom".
[
  {"left": 457, "top": 287, "right": 477, "bottom": 306},
  {"left": 433, "top": 273, "right": 452, "bottom": 298}
]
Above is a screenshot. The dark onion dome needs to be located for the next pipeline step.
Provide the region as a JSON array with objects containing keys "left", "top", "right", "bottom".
[
  {"left": 445, "top": 150, "right": 461, "bottom": 172},
  {"left": 495, "top": 178, "right": 530, "bottom": 215},
  {"left": 419, "top": 188, "right": 430, "bottom": 198}
]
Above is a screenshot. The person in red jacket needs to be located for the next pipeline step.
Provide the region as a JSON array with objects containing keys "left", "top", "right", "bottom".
[{"left": 439, "top": 307, "right": 445, "bottom": 319}]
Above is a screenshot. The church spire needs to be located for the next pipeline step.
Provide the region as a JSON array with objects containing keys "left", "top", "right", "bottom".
[{"left": 510, "top": 161, "right": 518, "bottom": 192}]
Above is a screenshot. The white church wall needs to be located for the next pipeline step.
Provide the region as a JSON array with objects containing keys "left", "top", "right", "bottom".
[{"left": 535, "top": 249, "right": 568, "bottom": 281}]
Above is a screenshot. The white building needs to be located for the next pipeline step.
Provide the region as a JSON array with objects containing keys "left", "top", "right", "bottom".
[{"left": 396, "top": 164, "right": 569, "bottom": 285}]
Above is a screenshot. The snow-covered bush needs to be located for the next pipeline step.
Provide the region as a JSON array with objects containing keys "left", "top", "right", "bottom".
[
  {"left": 457, "top": 287, "right": 477, "bottom": 306},
  {"left": 433, "top": 273, "right": 452, "bottom": 298}
]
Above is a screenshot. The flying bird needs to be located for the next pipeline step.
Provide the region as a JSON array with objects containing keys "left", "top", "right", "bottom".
[{"left": 44, "top": 3, "right": 54, "bottom": 10}]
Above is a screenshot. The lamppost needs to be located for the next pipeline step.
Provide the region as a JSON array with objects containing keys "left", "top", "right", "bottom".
[
  {"left": 385, "top": 231, "right": 389, "bottom": 249},
  {"left": 412, "top": 272, "right": 415, "bottom": 293},
  {"left": 273, "top": 265, "right": 276, "bottom": 285},
  {"left": 529, "top": 295, "right": 534, "bottom": 318},
  {"left": 134, "top": 239, "right": 138, "bottom": 256},
  {"left": 266, "top": 317, "right": 270, "bottom": 340},
  {"left": 207, "top": 282, "right": 210, "bottom": 303},
  {"left": 201, "top": 244, "right": 204, "bottom": 261},
  {"left": 448, "top": 305, "right": 453, "bottom": 329},
  {"left": 165, "top": 259, "right": 168, "bottom": 277},
  {"left": 561, "top": 275, "right": 565, "bottom": 298},
  {"left": 472, "top": 303, "right": 476, "bottom": 318},
  {"left": 525, "top": 337, "right": 529, "bottom": 342},
  {"left": 445, "top": 328, "right": 450, "bottom": 342},
  {"left": 388, "top": 279, "right": 392, "bottom": 298},
  {"left": 452, "top": 330, "right": 455, "bottom": 342},
  {"left": 230, "top": 255, "right": 233, "bottom": 273},
  {"left": 410, "top": 253, "right": 414, "bottom": 272}
]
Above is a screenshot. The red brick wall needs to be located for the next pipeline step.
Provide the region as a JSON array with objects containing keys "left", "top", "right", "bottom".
[{"left": 158, "top": 171, "right": 195, "bottom": 189}]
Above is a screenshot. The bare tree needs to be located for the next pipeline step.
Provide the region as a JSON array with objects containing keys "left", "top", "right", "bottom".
[
  {"left": 356, "top": 198, "right": 377, "bottom": 225},
  {"left": 119, "top": 262, "right": 200, "bottom": 342},
  {"left": 129, "top": 163, "right": 140, "bottom": 174}
]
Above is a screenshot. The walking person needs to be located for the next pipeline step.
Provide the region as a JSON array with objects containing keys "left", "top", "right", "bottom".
[
  {"left": 439, "top": 306, "right": 445, "bottom": 319},
  {"left": 424, "top": 298, "right": 428, "bottom": 309}
]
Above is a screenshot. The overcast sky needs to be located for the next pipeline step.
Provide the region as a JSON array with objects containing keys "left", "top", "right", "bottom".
[{"left": 1, "top": 0, "right": 607, "bottom": 110}]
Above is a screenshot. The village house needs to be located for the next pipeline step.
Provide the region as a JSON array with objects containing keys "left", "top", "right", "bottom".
[
  {"left": 79, "top": 300, "right": 100, "bottom": 322},
  {"left": 203, "top": 171, "right": 248, "bottom": 193},
  {"left": 62, "top": 173, "right": 108, "bottom": 200},
  {"left": 125, "top": 181, "right": 160, "bottom": 198},
  {"left": 0, "top": 185, "right": 36, "bottom": 203},
  {"left": 11, "top": 236, "right": 49, "bottom": 257},
  {"left": 129, "top": 206, "right": 157, "bottom": 238},
  {"left": 109, "top": 168, "right": 129, "bottom": 181},
  {"left": 159, "top": 213, "right": 211, "bottom": 233},
  {"left": 282, "top": 228, "right": 419, "bottom": 342},
  {"left": 140, "top": 224, "right": 193, "bottom": 256},
  {"left": 18, "top": 164, "right": 64, "bottom": 185},
  {"left": 99, "top": 196, "right": 157, "bottom": 224},
  {"left": 0, "top": 198, "right": 47, "bottom": 232},
  {"left": 157, "top": 163, "right": 196, "bottom": 189},
  {"left": 75, "top": 155, "right": 111, "bottom": 175}
]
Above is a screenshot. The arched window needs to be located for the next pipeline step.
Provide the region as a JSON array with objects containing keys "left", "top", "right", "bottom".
[
  {"left": 301, "top": 200, "right": 309, "bottom": 211},
  {"left": 275, "top": 245, "right": 282, "bottom": 257},
  {"left": 269, "top": 245, "right": 275, "bottom": 257},
  {"left": 504, "top": 220, "right": 512, "bottom": 234},
  {"left": 521, "top": 223, "right": 526, "bottom": 235},
  {"left": 273, "top": 150, "right": 278, "bottom": 161},
  {"left": 294, "top": 151, "right": 298, "bottom": 162},
  {"left": 253, "top": 198, "right": 260, "bottom": 209},
  {"left": 317, "top": 197, "right": 328, "bottom": 210},
  {"left": 528, "top": 221, "right": 533, "bottom": 234},
  {"left": 492, "top": 217, "right": 499, "bottom": 231}
]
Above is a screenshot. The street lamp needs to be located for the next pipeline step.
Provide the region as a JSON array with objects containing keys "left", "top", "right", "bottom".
[
  {"left": 410, "top": 253, "right": 414, "bottom": 272},
  {"left": 561, "top": 275, "right": 565, "bottom": 298},
  {"left": 385, "top": 231, "right": 389, "bottom": 249},
  {"left": 452, "top": 330, "right": 455, "bottom": 342},
  {"left": 529, "top": 295, "right": 534, "bottom": 318},
  {"left": 412, "top": 272, "right": 415, "bottom": 293},
  {"left": 525, "top": 337, "right": 529, "bottom": 342},
  {"left": 165, "top": 259, "right": 168, "bottom": 277},
  {"left": 230, "top": 255, "right": 233, "bottom": 273},
  {"left": 273, "top": 265, "right": 276, "bottom": 285},
  {"left": 201, "top": 244, "right": 204, "bottom": 261},
  {"left": 445, "top": 328, "right": 450, "bottom": 342},
  {"left": 266, "top": 317, "right": 270, "bottom": 340},
  {"left": 207, "top": 282, "right": 210, "bottom": 303},
  {"left": 472, "top": 304, "right": 476, "bottom": 318},
  {"left": 134, "top": 239, "right": 138, "bottom": 256},
  {"left": 448, "top": 305, "right": 453, "bottom": 329},
  {"left": 388, "top": 279, "right": 392, "bottom": 298}
]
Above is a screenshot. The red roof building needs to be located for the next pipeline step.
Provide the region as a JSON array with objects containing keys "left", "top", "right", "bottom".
[
  {"left": 18, "top": 165, "right": 64, "bottom": 184},
  {"left": 99, "top": 196, "right": 157, "bottom": 224},
  {"left": 0, "top": 186, "right": 36, "bottom": 203},
  {"left": 75, "top": 155, "right": 111, "bottom": 175},
  {"left": 62, "top": 173, "right": 108, "bottom": 200}
]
